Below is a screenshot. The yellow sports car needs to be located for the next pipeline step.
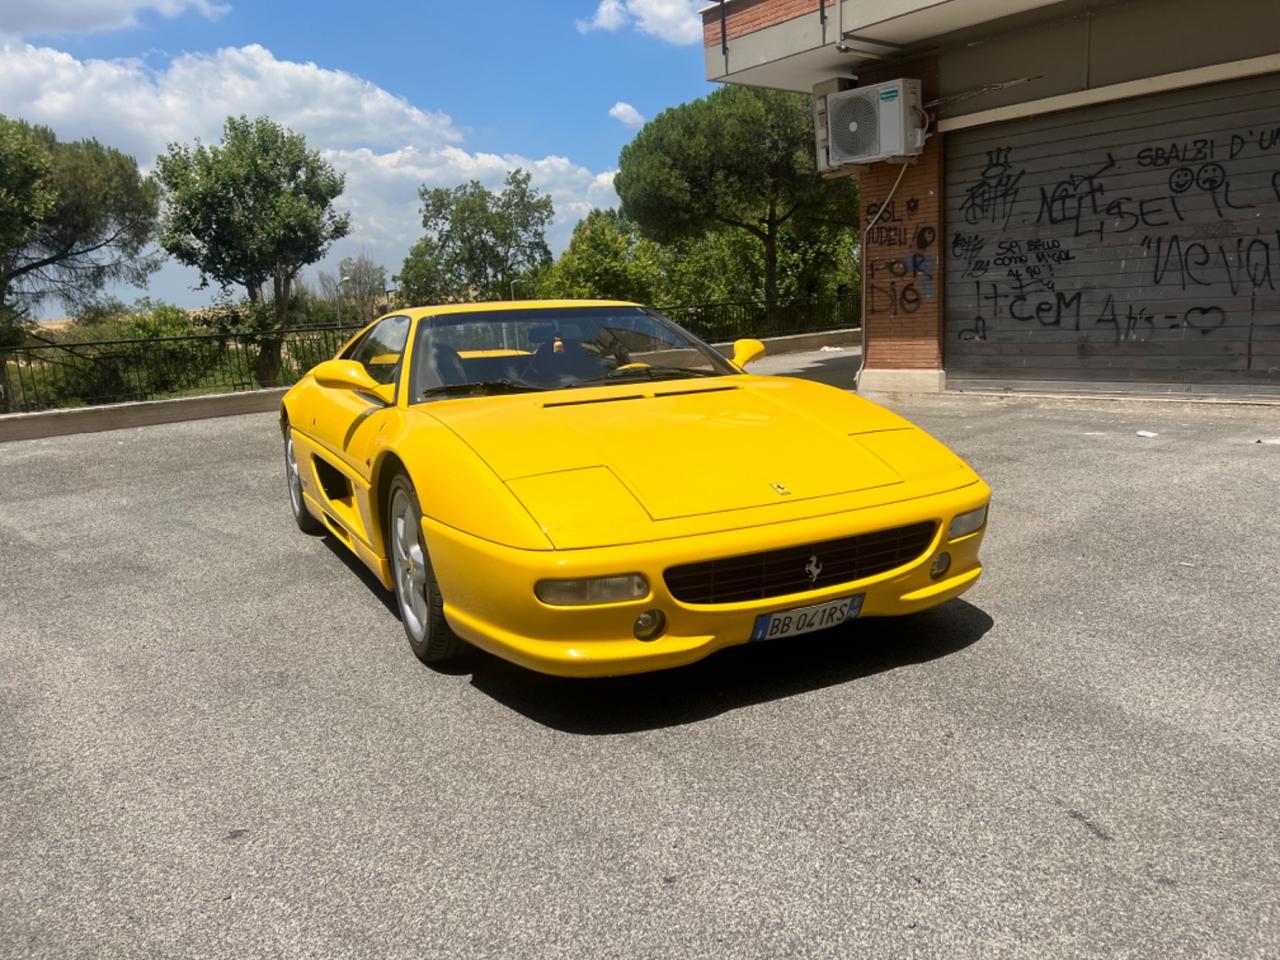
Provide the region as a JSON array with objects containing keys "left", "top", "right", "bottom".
[{"left": 281, "top": 301, "right": 989, "bottom": 676}]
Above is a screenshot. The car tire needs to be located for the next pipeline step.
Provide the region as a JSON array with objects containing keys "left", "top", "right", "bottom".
[
  {"left": 386, "top": 471, "right": 463, "bottom": 665},
  {"left": 284, "top": 426, "right": 324, "bottom": 534}
]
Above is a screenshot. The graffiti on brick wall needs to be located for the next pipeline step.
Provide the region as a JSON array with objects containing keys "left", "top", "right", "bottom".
[{"left": 865, "top": 194, "right": 938, "bottom": 318}]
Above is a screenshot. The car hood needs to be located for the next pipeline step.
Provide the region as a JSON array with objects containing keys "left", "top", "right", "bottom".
[{"left": 422, "top": 376, "right": 979, "bottom": 548}]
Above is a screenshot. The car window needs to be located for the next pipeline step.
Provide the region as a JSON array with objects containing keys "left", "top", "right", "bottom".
[
  {"left": 409, "top": 306, "right": 738, "bottom": 400},
  {"left": 345, "top": 315, "right": 411, "bottom": 385}
]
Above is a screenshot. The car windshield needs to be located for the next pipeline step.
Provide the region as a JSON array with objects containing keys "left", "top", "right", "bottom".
[{"left": 410, "top": 306, "right": 738, "bottom": 401}]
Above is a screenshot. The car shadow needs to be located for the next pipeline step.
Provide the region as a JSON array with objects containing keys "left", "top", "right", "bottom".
[
  {"left": 320, "top": 534, "right": 400, "bottom": 618},
  {"left": 315, "top": 528, "right": 994, "bottom": 729},
  {"left": 461, "top": 599, "right": 994, "bottom": 734}
]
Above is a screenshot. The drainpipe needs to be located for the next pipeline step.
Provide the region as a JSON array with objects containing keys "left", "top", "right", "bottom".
[
  {"left": 854, "top": 160, "right": 911, "bottom": 391},
  {"left": 718, "top": 0, "right": 729, "bottom": 73}
]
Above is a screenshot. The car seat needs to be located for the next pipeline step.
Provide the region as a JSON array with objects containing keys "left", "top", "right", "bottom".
[
  {"left": 526, "top": 337, "right": 604, "bottom": 387},
  {"left": 419, "top": 341, "right": 469, "bottom": 390}
]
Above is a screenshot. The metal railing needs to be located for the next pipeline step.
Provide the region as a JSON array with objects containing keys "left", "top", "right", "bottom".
[
  {"left": 1, "top": 297, "right": 860, "bottom": 414},
  {"left": 0, "top": 325, "right": 363, "bottom": 414},
  {"left": 656, "top": 296, "right": 859, "bottom": 344}
]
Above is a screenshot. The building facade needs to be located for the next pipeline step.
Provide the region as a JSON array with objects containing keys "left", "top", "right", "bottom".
[{"left": 703, "top": 0, "right": 1280, "bottom": 396}]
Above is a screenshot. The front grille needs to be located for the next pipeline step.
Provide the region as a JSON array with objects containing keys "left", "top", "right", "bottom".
[{"left": 664, "top": 521, "right": 938, "bottom": 605}]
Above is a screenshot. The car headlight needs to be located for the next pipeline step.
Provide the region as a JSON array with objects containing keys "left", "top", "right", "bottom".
[
  {"left": 948, "top": 505, "right": 988, "bottom": 540},
  {"left": 535, "top": 574, "right": 649, "bottom": 606}
]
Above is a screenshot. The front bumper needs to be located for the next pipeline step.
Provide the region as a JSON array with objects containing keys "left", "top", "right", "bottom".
[{"left": 425, "top": 482, "right": 990, "bottom": 677}]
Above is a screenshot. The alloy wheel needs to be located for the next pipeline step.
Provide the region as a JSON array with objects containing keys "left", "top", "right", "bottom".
[
  {"left": 390, "top": 488, "right": 430, "bottom": 643},
  {"left": 285, "top": 435, "right": 305, "bottom": 516}
]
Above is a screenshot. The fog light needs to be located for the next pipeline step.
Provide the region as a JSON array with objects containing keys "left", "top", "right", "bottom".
[
  {"left": 930, "top": 552, "right": 952, "bottom": 580},
  {"left": 633, "top": 609, "right": 666, "bottom": 641}
]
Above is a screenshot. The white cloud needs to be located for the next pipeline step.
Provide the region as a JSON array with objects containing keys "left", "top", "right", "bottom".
[
  {"left": 0, "top": 43, "right": 620, "bottom": 310},
  {"left": 327, "top": 146, "right": 619, "bottom": 257},
  {"left": 608, "top": 101, "right": 644, "bottom": 127},
  {"left": 576, "top": 0, "right": 702, "bottom": 45},
  {"left": 576, "top": 0, "right": 629, "bottom": 33},
  {"left": 0, "top": 43, "right": 461, "bottom": 160},
  {"left": 0, "top": 1, "right": 228, "bottom": 37}
]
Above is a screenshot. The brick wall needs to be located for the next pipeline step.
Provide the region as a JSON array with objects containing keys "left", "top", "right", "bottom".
[
  {"left": 856, "top": 58, "right": 944, "bottom": 371},
  {"left": 701, "top": 10, "right": 947, "bottom": 370},
  {"left": 703, "top": 0, "right": 822, "bottom": 48},
  {"left": 859, "top": 135, "right": 944, "bottom": 370}
]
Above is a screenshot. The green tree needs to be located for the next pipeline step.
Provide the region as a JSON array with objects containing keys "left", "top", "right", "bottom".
[
  {"left": 397, "top": 235, "right": 451, "bottom": 305},
  {"left": 400, "top": 169, "right": 553, "bottom": 304},
  {"left": 155, "top": 115, "right": 349, "bottom": 385},
  {"left": 0, "top": 117, "right": 53, "bottom": 345},
  {"left": 0, "top": 115, "right": 159, "bottom": 349},
  {"left": 537, "top": 208, "right": 858, "bottom": 309},
  {"left": 538, "top": 209, "right": 662, "bottom": 303},
  {"left": 615, "top": 86, "right": 857, "bottom": 307},
  {"left": 65, "top": 296, "right": 131, "bottom": 339},
  {"left": 64, "top": 297, "right": 203, "bottom": 342},
  {"left": 0, "top": 114, "right": 42, "bottom": 348},
  {"left": 292, "top": 275, "right": 342, "bottom": 328},
  {"left": 334, "top": 253, "right": 387, "bottom": 324},
  {"left": 774, "top": 226, "right": 860, "bottom": 302},
  {"left": 657, "top": 231, "right": 765, "bottom": 305}
]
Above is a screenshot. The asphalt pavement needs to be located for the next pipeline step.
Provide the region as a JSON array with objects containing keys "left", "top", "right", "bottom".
[
  {"left": 1, "top": 383, "right": 1278, "bottom": 959},
  {"left": 748, "top": 344, "right": 859, "bottom": 387}
]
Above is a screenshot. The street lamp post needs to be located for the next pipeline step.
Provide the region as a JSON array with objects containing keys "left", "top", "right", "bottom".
[
  {"left": 510, "top": 278, "right": 525, "bottom": 301},
  {"left": 339, "top": 275, "right": 351, "bottom": 325}
]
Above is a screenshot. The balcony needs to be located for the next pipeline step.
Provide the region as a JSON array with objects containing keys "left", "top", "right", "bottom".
[{"left": 702, "top": 0, "right": 1068, "bottom": 90}]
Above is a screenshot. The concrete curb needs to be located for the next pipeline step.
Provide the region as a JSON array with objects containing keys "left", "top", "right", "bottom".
[
  {"left": 0, "top": 328, "right": 863, "bottom": 443},
  {"left": 0, "top": 388, "right": 288, "bottom": 443},
  {"left": 944, "top": 387, "right": 1280, "bottom": 407},
  {"left": 713, "top": 327, "right": 861, "bottom": 356}
]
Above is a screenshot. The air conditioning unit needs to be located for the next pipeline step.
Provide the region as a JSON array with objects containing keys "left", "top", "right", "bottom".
[{"left": 818, "top": 78, "right": 925, "bottom": 169}]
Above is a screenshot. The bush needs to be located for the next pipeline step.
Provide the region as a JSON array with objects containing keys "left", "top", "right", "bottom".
[{"left": 9, "top": 299, "right": 227, "bottom": 407}]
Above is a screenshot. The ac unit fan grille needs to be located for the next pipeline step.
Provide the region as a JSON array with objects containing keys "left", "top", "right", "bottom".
[{"left": 829, "top": 92, "right": 880, "bottom": 163}]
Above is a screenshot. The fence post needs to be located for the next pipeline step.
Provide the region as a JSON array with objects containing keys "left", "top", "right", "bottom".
[{"left": 0, "top": 351, "right": 11, "bottom": 414}]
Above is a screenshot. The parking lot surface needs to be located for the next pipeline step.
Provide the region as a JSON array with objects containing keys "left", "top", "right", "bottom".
[
  {"left": 1, "top": 389, "right": 1278, "bottom": 959},
  {"left": 747, "top": 344, "right": 859, "bottom": 387}
]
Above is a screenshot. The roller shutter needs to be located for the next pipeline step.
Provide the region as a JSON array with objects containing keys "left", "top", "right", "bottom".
[{"left": 944, "top": 73, "right": 1280, "bottom": 396}]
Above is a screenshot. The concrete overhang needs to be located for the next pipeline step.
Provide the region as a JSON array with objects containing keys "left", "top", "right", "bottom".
[{"left": 704, "top": 0, "right": 1069, "bottom": 89}]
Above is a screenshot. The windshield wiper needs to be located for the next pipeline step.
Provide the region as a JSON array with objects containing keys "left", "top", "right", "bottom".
[
  {"left": 418, "top": 379, "right": 544, "bottom": 400},
  {"left": 569, "top": 365, "right": 720, "bottom": 388}
]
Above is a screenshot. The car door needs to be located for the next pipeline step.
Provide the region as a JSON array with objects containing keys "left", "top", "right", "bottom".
[
  {"left": 292, "top": 314, "right": 413, "bottom": 548},
  {"left": 303, "top": 314, "right": 411, "bottom": 473}
]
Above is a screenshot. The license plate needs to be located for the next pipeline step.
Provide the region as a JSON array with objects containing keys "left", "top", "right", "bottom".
[{"left": 750, "top": 594, "right": 864, "bottom": 642}]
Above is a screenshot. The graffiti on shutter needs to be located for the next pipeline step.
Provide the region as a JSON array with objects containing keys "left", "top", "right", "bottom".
[{"left": 944, "top": 74, "right": 1280, "bottom": 391}]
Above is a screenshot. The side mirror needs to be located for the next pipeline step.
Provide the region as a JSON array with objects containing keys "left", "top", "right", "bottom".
[
  {"left": 312, "top": 359, "right": 381, "bottom": 393},
  {"left": 732, "top": 338, "right": 766, "bottom": 368}
]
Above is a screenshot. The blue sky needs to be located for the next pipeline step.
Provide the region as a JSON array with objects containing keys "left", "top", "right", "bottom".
[{"left": 0, "top": 0, "right": 711, "bottom": 312}]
